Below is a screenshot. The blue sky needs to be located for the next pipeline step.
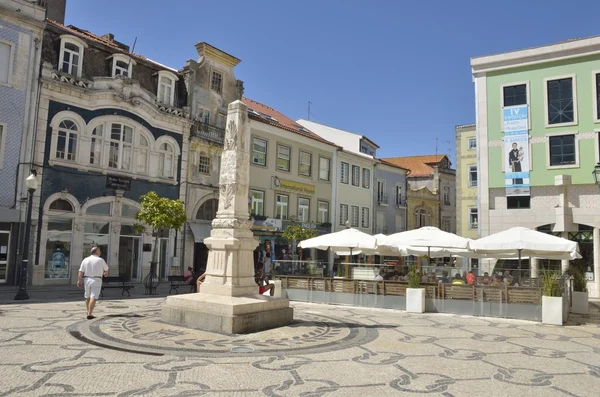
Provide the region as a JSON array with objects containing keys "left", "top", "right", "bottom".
[{"left": 66, "top": 0, "right": 600, "bottom": 164}]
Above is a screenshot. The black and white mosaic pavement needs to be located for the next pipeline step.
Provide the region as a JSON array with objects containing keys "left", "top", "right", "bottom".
[{"left": 1, "top": 296, "right": 600, "bottom": 396}]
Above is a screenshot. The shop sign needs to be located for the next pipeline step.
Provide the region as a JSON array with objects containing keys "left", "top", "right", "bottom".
[
  {"left": 253, "top": 218, "right": 282, "bottom": 232},
  {"left": 106, "top": 175, "right": 132, "bottom": 191},
  {"left": 272, "top": 176, "right": 315, "bottom": 195}
]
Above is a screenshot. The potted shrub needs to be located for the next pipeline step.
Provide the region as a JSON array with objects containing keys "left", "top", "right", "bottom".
[
  {"left": 567, "top": 263, "right": 588, "bottom": 315},
  {"left": 541, "top": 270, "right": 563, "bottom": 325},
  {"left": 406, "top": 265, "right": 425, "bottom": 313}
]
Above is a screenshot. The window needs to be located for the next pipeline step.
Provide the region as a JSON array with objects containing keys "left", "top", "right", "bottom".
[
  {"left": 157, "top": 71, "right": 178, "bottom": 106},
  {"left": 252, "top": 138, "right": 267, "bottom": 166},
  {"left": 251, "top": 190, "right": 264, "bottom": 216},
  {"left": 277, "top": 145, "right": 290, "bottom": 171},
  {"left": 108, "top": 123, "right": 133, "bottom": 171},
  {"left": 319, "top": 157, "right": 330, "bottom": 181},
  {"left": 362, "top": 168, "right": 370, "bottom": 188},
  {"left": 299, "top": 151, "right": 312, "bottom": 176},
  {"left": 468, "top": 138, "right": 477, "bottom": 150},
  {"left": 56, "top": 120, "right": 78, "bottom": 161},
  {"left": 137, "top": 135, "right": 149, "bottom": 174},
  {"left": 158, "top": 143, "right": 175, "bottom": 178},
  {"left": 395, "top": 185, "right": 403, "bottom": 206},
  {"left": 298, "top": 198, "right": 310, "bottom": 222},
  {"left": 468, "top": 165, "right": 478, "bottom": 187},
  {"left": 549, "top": 134, "right": 576, "bottom": 166},
  {"left": 352, "top": 165, "right": 360, "bottom": 186},
  {"left": 196, "top": 199, "right": 218, "bottom": 221},
  {"left": 351, "top": 206, "right": 359, "bottom": 227},
  {"left": 377, "top": 180, "right": 387, "bottom": 205},
  {"left": 443, "top": 187, "right": 451, "bottom": 206},
  {"left": 59, "top": 36, "right": 86, "bottom": 77},
  {"left": 340, "top": 162, "right": 349, "bottom": 184},
  {"left": 111, "top": 54, "right": 134, "bottom": 78},
  {"left": 339, "top": 204, "right": 349, "bottom": 226},
  {"left": 276, "top": 194, "right": 288, "bottom": 220},
  {"left": 49, "top": 199, "right": 74, "bottom": 212},
  {"left": 198, "top": 155, "right": 211, "bottom": 175},
  {"left": 0, "top": 123, "right": 5, "bottom": 168},
  {"left": 211, "top": 71, "right": 223, "bottom": 93},
  {"left": 503, "top": 84, "right": 527, "bottom": 106},
  {"left": 121, "top": 204, "right": 138, "bottom": 218},
  {"left": 45, "top": 219, "right": 73, "bottom": 279},
  {"left": 361, "top": 207, "right": 369, "bottom": 228},
  {"left": 547, "top": 77, "right": 575, "bottom": 125},
  {"left": 90, "top": 124, "right": 103, "bottom": 166},
  {"left": 415, "top": 208, "right": 430, "bottom": 228},
  {"left": 318, "top": 201, "right": 329, "bottom": 223},
  {"left": 0, "top": 42, "right": 11, "bottom": 84},
  {"left": 87, "top": 202, "right": 111, "bottom": 216},
  {"left": 596, "top": 73, "right": 600, "bottom": 121},
  {"left": 196, "top": 108, "right": 210, "bottom": 124},
  {"left": 507, "top": 196, "right": 530, "bottom": 209},
  {"left": 469, "top": 208, "right": 478, "bottom": 229}
]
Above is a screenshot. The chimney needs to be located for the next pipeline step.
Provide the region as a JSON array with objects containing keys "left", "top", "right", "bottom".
[
  {"left": 44, "top": 0, "right": 67, "bottom": 24},
  {"left": 100, "top": 33, "right": 130, "bottom": 52},
  {"left": 100, "top": 33, "right": 114, "bottom": 42}
]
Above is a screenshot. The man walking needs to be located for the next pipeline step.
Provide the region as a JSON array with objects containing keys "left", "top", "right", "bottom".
[{"left": 77, "top": 246, "right": 109, "bottom": 319}]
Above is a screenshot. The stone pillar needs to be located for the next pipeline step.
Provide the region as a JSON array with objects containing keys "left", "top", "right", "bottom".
[
  {"left": 530, "top": 257, "right": 539, "bottom": 279},
  {"left": 594, "top": 228, "right": 600, "bottom": 298},
  {"left": 561, "top": 231, "right": 569, "bottom": 275}
]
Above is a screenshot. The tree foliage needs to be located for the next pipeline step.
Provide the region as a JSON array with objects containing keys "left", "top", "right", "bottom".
[
  {"left": 135, "top": 191, "right": 187, "bottom": 235},
  {"left": 282, "top": 224, "right": 317, "bottom": 245}
]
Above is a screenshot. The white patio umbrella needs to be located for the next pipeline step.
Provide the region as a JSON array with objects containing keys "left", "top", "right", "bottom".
[
  {"left": 470, "top": 227, "right": 580, "bottom": 265},
  {"left": 376, "top": 226, "right": 470, "bottom": 258},
  {"left": 298, "top": 228, "right": 377, "bottom": 257}
]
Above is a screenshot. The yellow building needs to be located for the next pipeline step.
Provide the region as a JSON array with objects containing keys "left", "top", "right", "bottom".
[{"left": 455, "top": 124, "right": 478, "bottom": 239}]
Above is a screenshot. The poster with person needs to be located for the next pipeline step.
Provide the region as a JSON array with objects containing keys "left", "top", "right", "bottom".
[{"left": 503, "top": 104, "right": 530, "bottom": 197}]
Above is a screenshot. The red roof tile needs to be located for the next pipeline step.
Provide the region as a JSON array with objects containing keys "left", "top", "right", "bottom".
[
  {"left": 382, "top": 154, "right": 449, "bottom": 177},
  {"left": 242, "top": 97, "right": 338, "bottom": 147}
]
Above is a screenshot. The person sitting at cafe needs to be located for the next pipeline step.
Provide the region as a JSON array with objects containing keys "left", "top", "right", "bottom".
[
  {"left": 374, "top": 270, "right": 385, "bottom": 281},
  {"left": 466, "top": 270, "right": 476, "bottom": 285},
  {"left": 440, "top": 270, "right": 450, "bottom": 284},
  {"left": 452, "top": 273, "right": 465, "bottom": 284}
]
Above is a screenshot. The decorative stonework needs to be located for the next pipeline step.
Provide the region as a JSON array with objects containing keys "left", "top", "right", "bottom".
[{"left": 50, "top": 70, "right": 92, "bottom": 89}]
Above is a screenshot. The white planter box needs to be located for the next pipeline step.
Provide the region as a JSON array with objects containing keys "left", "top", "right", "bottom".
[
  {"left": 571, "top": 291, "right": 589, "bottom": 315},
  {"left": 406, "top": 288, "right": 425, "bottom": 313},
  {"left": 542, "top": 296, "right": 563, "bottom": 325}
]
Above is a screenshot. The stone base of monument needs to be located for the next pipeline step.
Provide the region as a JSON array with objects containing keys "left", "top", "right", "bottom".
[{"left": 161, "top": 293, "right": 294, "bottom": 334}]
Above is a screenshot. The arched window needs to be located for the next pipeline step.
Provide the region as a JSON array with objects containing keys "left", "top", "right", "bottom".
[
  {"left": 56, "top": 120, "right": 78, "bottom": 161},
  {"left": 137, "top": 135, "right": 149, "bottom": 174},
  {"left": 196, "top": 199, "right": 218, "bottom": 221},
  {"left": 87, "top": 202, "right": 111, "bottom": 216},
  {"left": 109, "top": 123, "right": 133, "bottom": 171},
  {"left": 111, "top": 54, "right": 136, "bottom": 78},
  {"left": 49, "top": 199, "right": 74, "bottom": 212},
  {"left": 90, "top": 124, "right": 103, "bottom": 165},
  {"left": 157, "top": 70, "right": 178, "bottom": 106},
  {"left": 415, "top": 208, "right": 430, "bottom": 228},
  {"left": 158, "top": 142, "right": 175, "bottom": 178},
  {"left": 121, "top": 204, "right": 139, "bottom": 218},
  {"left": 58, "top": 36, "right": 87, "bottom": 77}
]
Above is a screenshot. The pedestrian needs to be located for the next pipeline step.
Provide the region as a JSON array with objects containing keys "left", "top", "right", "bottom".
[
  {"left": 77, "top": 246, "right": 109, "bottom": 320},
  {"left": 255, "top": 262, "right": 275, "bottom": 296}
]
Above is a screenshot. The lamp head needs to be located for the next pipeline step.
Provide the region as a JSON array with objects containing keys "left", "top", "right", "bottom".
[{"left": 25, "top": 171, "right": 38, "bottom": 191}]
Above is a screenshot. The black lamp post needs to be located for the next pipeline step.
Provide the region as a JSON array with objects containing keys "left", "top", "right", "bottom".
[
  {"left": 14, "top": 171, "right": 39, "bottom": 301},
  {"left": 593, "top": 162, "right": 600, "bottom": 186}
]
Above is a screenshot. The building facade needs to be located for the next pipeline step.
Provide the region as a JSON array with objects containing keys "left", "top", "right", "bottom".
[
  {"left": 0, "top": 0, "right": 46, "bottom": 285},
  {"left": 383, "top": 155, "right": 456, "bottom": 232},
  {"left": 30, "top": 21, "right": 192, "bottom": 286},
  {"left": 471, "top": 35, "right": 600, "bottom": 297},
  {"left": 374, "top": 161, "right": 409, "bottom": 235},
  {"left": 455, "top": 124, "right": 478, "bottom": 240}
]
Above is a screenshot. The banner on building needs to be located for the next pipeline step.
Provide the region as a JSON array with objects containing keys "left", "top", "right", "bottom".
[{"left": 504, "top": 105, "right": 530, "bottom": 197}]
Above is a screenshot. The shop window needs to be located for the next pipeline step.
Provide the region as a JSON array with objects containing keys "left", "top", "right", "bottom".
[
  {"left": 87, "top": 202, "right": 111, "bottom": 216},
  {"left": 121, "top": 204, "right": 139, "bottom": 218},
  {"left": 507, "top": 196, "right": 530, "bottom": 209},
  {"left": 196, "top": 199, "right": 218, "bottom": 221},
  {"left": 45, "top": 219, "right": 73, "bottom": 279},
  {"left": 83, "top": 221, "right": 110, "bottom": 264}
]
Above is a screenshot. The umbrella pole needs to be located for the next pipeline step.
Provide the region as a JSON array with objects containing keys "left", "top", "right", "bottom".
[{"left": 346, "top": 248, "right": 353, "bottom": 279}]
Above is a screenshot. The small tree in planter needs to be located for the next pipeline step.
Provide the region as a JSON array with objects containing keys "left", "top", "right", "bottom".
[
  {"left": 135, "top": 191, "right": 187, "bottom": 295},
  {"left": 282, "top": 224, "right": 317, "bottom": 261},
  {"left": 406, "top": 265, "right": 425, "bottom": 313},
  {"left": 540, "top": 269, "right": 563, "bottom": 325},
  {"left": 567, "top": 261, "right": 588, "bottom": 315}
]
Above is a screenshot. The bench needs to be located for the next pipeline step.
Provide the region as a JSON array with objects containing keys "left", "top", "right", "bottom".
[
  {"left": 101, "top": 276, "right": 134, "bottom": 297},
  {"left": 168, "top": 275, "right": 194, "bottom": 294}
]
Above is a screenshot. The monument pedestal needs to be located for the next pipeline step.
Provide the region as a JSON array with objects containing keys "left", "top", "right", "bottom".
[{"left": 161, "top": 293, "right": 293, "bottom": 334}]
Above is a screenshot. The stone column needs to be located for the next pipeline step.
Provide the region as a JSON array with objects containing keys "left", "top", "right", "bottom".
[
  {"left": 594, "top": 228, "right": 600, "bottom": 299},
  {"left": 530, "top": 257, "right": 539, "bottom": 279},
  {"left": 561, "top": 231, "right": 570, "bottom": 275},
  {"left": 199, "top": 100, "right": 259, "bottom": 297}
]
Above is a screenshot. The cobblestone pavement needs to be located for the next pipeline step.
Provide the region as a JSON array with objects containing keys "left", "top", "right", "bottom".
[{"left": 1, "top": 293, "right": 600, "bottom": 396}]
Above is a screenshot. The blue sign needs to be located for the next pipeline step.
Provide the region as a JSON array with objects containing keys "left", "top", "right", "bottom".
[{"left": 503, "top": 105, "right": 530, "bottom": 197}]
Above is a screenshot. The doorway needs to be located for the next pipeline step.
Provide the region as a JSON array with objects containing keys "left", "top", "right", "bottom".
[
  {"left": 0, "top": 231, "right": 9, "bottom": 283},
  {"left": 193, "top": 243, "right": 209, "bottom": 274},
  {"left": 119, "top": 225, "right": 141, "bottom": 281}
]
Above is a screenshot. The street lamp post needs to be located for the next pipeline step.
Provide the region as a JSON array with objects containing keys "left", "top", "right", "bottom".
[
  {"left": 593, "top": 162, "right": 600, "bottom": 186},
  {"left": 14, "top": 171, "right": 38, "bottom": 301}
]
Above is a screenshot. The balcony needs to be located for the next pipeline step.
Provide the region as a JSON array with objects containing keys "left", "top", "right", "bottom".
[
  {"left": 377, "top": 193, "right": 388, "bottom": 205},
  {"left": 395, "top": 197, "right": 407, "bottom": 207},
  {"left": 191, "top": 121, "right": 225, "bottom": 145}
]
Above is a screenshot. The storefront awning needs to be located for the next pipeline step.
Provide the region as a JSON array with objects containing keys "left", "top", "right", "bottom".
[{"left": 188, "top": 222, "right": 212, "bottom": 243}]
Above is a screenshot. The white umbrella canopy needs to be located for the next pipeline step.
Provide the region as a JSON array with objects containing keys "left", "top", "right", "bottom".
[
  {"left": 298, "top": 228, "right": 377, "bottom": 254},
  {"left": 470, "top": 227, "right": 580, "bottom": 261},
  {"left": 376, "top": 226, "right": 470, "bottom": 258}
]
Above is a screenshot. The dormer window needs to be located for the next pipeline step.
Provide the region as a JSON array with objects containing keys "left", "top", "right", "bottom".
[
  {"left": 211, "top": 70, "right": 223, "bottom": 94},
  {"left": 110, "top": 54, "right": 135, "bottom": 78},
  {"left": 59, "top": 35, "right": 87, "bottom": 77},
  {"left": 157, "top": 70, "right": 178, "bottom": 106}
]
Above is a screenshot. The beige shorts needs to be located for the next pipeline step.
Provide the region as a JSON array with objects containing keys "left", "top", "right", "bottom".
[{"left": 84, "top": 278, "right": 102, "bottom": 300}]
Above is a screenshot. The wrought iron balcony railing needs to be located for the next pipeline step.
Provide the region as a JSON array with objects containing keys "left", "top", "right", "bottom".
[
  {"left": 191, "top": 121, "right": 225, "bottom": 145},
  {"left": 395, "top": 197, "right": 407, "bottom": 207},
  {"left": 377, "top": 193, "right": 388, "bottom": 205}
]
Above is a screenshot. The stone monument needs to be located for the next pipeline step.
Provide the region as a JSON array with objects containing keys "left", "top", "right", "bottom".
[{"left": 161, "top": 100, "right": 293, "bottom": 334}]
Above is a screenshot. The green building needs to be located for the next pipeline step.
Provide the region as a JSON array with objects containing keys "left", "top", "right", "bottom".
[{"left": 471, "top": 35, "right": 600, "bottom": 298}]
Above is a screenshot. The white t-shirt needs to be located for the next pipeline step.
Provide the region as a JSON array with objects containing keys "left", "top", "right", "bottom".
[
  {"left": 79, "top": 255, "right": 109, "bottom": 278},
  {"left": 374, "top": 275, "right": 384, "bottom": 281}
]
